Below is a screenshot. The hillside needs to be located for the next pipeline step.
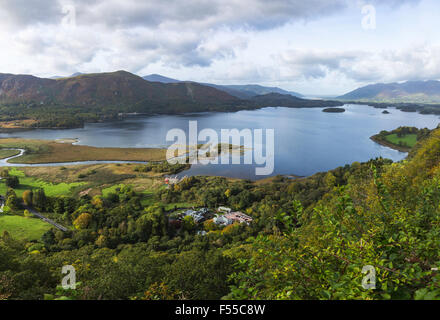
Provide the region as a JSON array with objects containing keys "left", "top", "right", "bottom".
[
  {"left": 0, "top": 71, "right": 240, "bottom": 112},
  {"left": 338, "top": 80, "right": 440, "bottom": 103},
  {"left": 0, "top": 71, "right": 341, "bottom": 129},
  {"left": 142, "top": 73, "right": 303, "bottom": 99},
  {"left": 3, "top": 127, "right": 440, "bottom": 300}
]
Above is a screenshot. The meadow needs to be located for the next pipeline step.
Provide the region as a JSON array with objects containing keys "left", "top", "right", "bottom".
[
  {"left": 0, "top": 168, "right": 85, "bottom": 197},
  {"left": 0, "top": 215, "right": 51, "bottom": 241},
  {"left": 384, "top": 133, "right": 418, "bottom": 148}
]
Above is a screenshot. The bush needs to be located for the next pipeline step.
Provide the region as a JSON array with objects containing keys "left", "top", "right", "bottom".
[{"left": 5, "top": 176, "right": 19, "bottom": 188}]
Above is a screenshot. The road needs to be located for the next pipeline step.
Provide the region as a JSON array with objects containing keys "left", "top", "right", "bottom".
[{"left": 25, "top": 206, "right": 69, "bottom": 232}]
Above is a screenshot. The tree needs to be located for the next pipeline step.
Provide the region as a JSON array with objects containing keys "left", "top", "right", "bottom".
[
  {"left": 0, "top": 169, "right": 9, "bottom": 178},
  {"left": 5, "top": 176, "right": 19, "bottom": 188},
  {"left": 182, "top": 215, "right": 196, "bottom": 232},
  {"left": 41, "top": 230, "right": 56, "bottom": 247},
  {"left": 32, "top": 189, "right": 46, "bottom": 210},
  {"left": 73, "top": 213, "right": 92, "bottom": 230},
  {"left": 22, "top": 190, "right": 33, "bottom": 206},
  {"left": 6, "top": 189, "right": 19, "bottom": 210}
]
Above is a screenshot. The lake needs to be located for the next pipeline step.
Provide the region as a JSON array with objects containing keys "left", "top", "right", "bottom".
[{"left": 1, "top": 104, "right": 439, "bottom": 180}]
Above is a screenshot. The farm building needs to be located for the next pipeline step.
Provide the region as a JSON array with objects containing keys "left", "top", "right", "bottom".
[{"left": 213, "top": 211, "right": 253, "bottom": 226}]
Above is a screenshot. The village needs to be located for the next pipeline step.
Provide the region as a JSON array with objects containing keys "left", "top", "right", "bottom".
[{"left": 164, "top": 176, "right": 253, "bottom": 233}]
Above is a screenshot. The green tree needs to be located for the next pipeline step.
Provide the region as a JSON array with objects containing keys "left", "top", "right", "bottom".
[
  {"left": 5, "top": 176, "right": 19, "bottom": 188},
  {"left": 32, "top": 189, "right": 46, "bottom": 211}
]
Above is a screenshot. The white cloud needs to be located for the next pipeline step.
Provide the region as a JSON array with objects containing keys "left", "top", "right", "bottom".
[
  {"left": 0, "top": 0, "right": 436, "bottom": 94},
  {"left": 277, "top": 44, "right": 440, "bottom": 84}
]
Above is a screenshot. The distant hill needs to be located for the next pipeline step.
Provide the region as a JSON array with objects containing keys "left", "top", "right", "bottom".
[
  {"left": 142, "top": 73, "right": 303, "bottom": 99},
  {"left": 0, "top": 71, "right": 241, "bottom": 113},
  {"left": 222, "top": 84, "right": 302, "bottom": 98},
  {"left": 50, "top": 72, "right": 85, "bottom": 79},
  {"left": 143, "top": 74, "right": 180, "bottom": 83},
  {"left": 247, "top": 93, "right": 342, "bottom": 108},
  {"left": 338, "top": 80, "right": 440, "bottom": 103}
]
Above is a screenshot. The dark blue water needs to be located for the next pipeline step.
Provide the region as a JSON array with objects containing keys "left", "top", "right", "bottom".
[{"left": 1, "top": 104, "right": 438, "bottom": 179}]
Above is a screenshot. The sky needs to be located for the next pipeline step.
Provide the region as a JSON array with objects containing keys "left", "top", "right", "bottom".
[{"left": 0, "top": 0, "right": 439, "bottom": 95}]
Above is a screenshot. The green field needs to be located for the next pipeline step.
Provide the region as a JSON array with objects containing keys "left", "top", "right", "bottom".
[
  {"left": 0, "top": 168, "right": 85, "bottom": 197},
  {"left": 384, "top": 133, "right": 418, "bottom": 148},
  {"left": 0, "top": 215, "right": 51, "bottom": 240}
]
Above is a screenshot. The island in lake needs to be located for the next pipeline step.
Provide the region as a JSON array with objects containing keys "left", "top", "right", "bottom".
[{"left": 322, "top": 107, "right": 345, "bottom": 113}]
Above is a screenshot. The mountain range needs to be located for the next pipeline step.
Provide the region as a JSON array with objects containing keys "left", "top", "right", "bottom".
[
  {"left": 338, "top": 80, "right": 440, "bottom": 103},
  {"left": 142, "top": 74, "right": 303, "bottom": 99}
]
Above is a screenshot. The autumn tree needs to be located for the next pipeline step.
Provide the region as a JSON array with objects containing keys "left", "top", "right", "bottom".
[
  {"left": 73, "top": 213, "right": 93, "bottom": 230},
  {"left": 22, "top": 190, "right": 33, "bottom": 207}
]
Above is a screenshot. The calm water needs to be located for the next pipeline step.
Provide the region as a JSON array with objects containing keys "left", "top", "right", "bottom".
[{"left": 1, "top": 104, "right": 439, "bottom": 179}]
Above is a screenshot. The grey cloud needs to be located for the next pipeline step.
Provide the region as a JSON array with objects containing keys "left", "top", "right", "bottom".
[{"left": 0, "top": 0, "right": 63, "bottom": 27}]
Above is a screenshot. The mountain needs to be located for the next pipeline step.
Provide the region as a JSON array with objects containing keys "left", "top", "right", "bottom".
[
  {"left": 218, "top": 84, "right": 303, "bottom": 98},
  {"left": 142, "top": 73, "right": 303, "bottom": 99},
  {"left": 338, "top": 80, "right": 440, "bottom": 103},
  {"left": 248, "top": 93, "right": 342, "bottom": 108},
  {"left": 143, "top": 74, "right": 180, "bottom": 83},
  {"left": 0, "top": 71, "right": 240, "bottom": 113},
  {"left": 49, "top": 72, "right": 84, "bottom": 80}
]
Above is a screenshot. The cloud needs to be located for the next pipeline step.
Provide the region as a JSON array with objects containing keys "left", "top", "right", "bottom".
[
  {"left": 0, "top": 0, "right": 350, "bottom": 70},
  {"left": 0, "top": 0, "right": 433, "bottom": 91},
  {"left": 277, "top": 44, "right": 440, "bottom": 84},
  {"left": 0, "top": 0, "right": 63, "bottom": 27}
]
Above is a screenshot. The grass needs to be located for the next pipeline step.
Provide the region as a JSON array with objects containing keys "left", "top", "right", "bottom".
[
  {"left": 0, "top": 149, "right": 21, "bottom": 159},
  {"left": 0, "top": 138, "right": 166, "bottom": 164},
  {"left": 102, "top": 184, "right": 124, "bottom": 197},
  {"left": 384, "top": 133, "right": 418, "bottom": 148},
  {"left": 0, "top": 168, "right": 85, "bottom": 197},
  {"left": 0, "top": 215, "right": 51, "bottom": 241}
]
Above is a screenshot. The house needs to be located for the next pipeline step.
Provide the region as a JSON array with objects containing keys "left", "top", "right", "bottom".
[
  {"left": 213, "top": 211, "right": 253, "bottom": 226},
  {"left": 213, "top": 214, "right": 232, "bottom": 226},
  {"left": 182, "top": 208, "right": 211, "bottom": 223},
  {"left": 226, "top": 212, "right": 253, "bottom": 225},
  {"left": 218, "top": 206, "right": 231, "bottom": 213}
]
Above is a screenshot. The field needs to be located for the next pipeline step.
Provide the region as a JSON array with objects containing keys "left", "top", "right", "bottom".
[
  {"left": 384, "top": 133, "right": 418, "bottom": 148},
  {"left": 0, "top": 215, "right": 51, "bottom": 240},
  {"left": 0, "top": 149, "right": 21, "bottom": 159},
  {"left": 0, "top": 138, "right": 166, "bottom": 164},
  {"left": 0, "top": 168, "right": 85, "bottom": 197}
]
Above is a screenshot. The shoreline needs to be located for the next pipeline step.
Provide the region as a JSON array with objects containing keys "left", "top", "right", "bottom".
[{"left": 370, "top": 134, "right": 411, "bottom": 152}]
